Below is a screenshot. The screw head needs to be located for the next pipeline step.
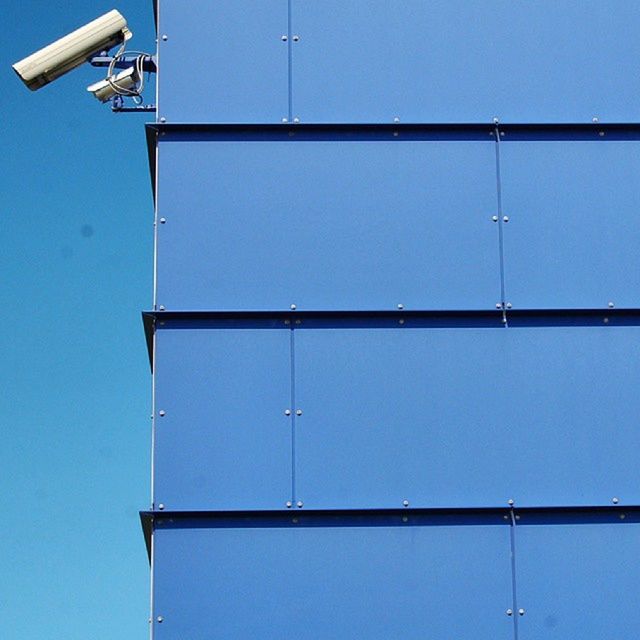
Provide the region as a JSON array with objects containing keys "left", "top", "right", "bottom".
[
  {"left": 506, "top": 302, "right": 512, "bottom": 309},
  {"left": 285, "top": 501, "right": 292, "bottom": 508},
  {"left": 292, "top": 35, "right": 300, "bottom": 41},
  {"left": 612, "top": 497, "right": 620, "bottom": 504},
  {"left": 158, "top": 503, "right": 165, "bottom": 510},
  {"left": 599, "top": 130, "right": 605, "bottom": 137},
  {"left": 508, "top": 498, "right": 514, "bottom": 506},
  {"left": 518, "top": 609, "right": 525, "bottom": 616},
  {"left": 592, "top": 116, "right": 599, "bottom": 123},
  {"left": 290, "top": 303, "right": 297, "bottom": 310},
  {"left": 295, "top": 319, "right": 301, "bottom": 325},
  {"left": 506, "top": 609, "right": 513, "bottom": 616},
  {"left": 159, "top": 117, "right": 166, "bottom": 123},
  {"left": 159, "top": 410, "right": 166, "bottom": 417},
  {"left": 295, "top": 409, "right": 303, "bottom": 416},
  {"left": 398, "top": 319, "right": 405, "bottom": 325},
  {"left": 402, "top": 515, "right": 408, "bottom": 523},
  {"left": 608, "top": 301, "right": 615, "bottom": 309},
  {"left": 493, "top": 117, "right": 500, "bottom": 124},
  {"left": 296, "top": 501, "right": 303, "bottom": 508},
  {"left": 491, "top": 215, "right": 499, "bottom": 222},
  {"left": 503, "top": 216, "right": 510, "bottom": 222},
  {"left": 157, "top": 615, "right": 164, "bottom": 623},
  {"left": 402, "top": 499, "right": 409, "bottom": 507},
  {"left": 281, "top": 35, "right": 287, "bottom": 41},
  {"left": 620, "top": 513, "right": 626, "bottom": 520},
  {"left": 496, "top": 303, "right": 503, "bottom": 309},
  {"left": 159, "top": 305, "right": 165, "bottom": 311},
  {"left": 162, "top": 34, "right": 168, "bottom": 41},
  {"left": 393, "top": 116, "right": 400, "bottom": 123},
  {"left": 159, "top": 217, "right": 166, "bottom": 224},
  {"left": 293, "top": 117, "right": 300, "bottom": 123},
  {"left": 282, "top": 117, "right": 288, "bottom": 123},
  {"left": 284, "top": 409, "right": 291, "bottom": 416},
  {"left": 397, "top": 303, "right": 404, "bottom": 310}
]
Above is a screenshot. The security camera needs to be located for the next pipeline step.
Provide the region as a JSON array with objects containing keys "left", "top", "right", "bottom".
[
  {"left": 87, "top": 66, "right": 139, "bottom": 102},
  {"left": 12, "top": 9, "right": 132, "bottom": 91}
]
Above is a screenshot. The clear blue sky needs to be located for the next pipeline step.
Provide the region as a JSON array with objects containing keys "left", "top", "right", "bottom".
[{"left": 1, "top": 2, "right": 156, "bottom": 637}]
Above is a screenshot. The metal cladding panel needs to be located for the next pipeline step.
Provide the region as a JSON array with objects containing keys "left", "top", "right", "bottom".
[
  {"left": 155, "top": 139, "right": 500, "bottom": 311},
  {"left": 153, "top": 322, "right": 292, "bottom": 510},
  {"left": 501, "top": 141, "right": 640, "bottom": 309},
  {"left": 152, "top": 516, "right": 513, "bottom": 640},
  {"left": 156, "top": 1, "right": 287, "bottom": 123},
  {"left": 291, "top": 1, "right": 640, "bottom": 123},
  {"left": 295, "top": 326, "right": 640, "bottom": 509},
  {"left": 515, "top": 514, "right": 640, "bottom": 638}
]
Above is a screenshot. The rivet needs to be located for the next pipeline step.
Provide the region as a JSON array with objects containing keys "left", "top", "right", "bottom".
[
  {"left": 507, "top": 498, "right": 514, "bottom": 506},
  {"left": 402, "top": 499, "right": 409, "bottom": 507},
  {"left": 159, "top": 117, "right": 166, "bottom": 123},
  {"left": 157, "top": 615, "right": 164, "bottom": 623},
  {"left": 491, "top": 215, "right": 498, "bottom": 222},
  {"left": 518, "top": 609, "right": 525, "bottom": 616},
  {"left": 158, "top": 503, "right": 165, "bottom": 510},
  {"left": 281, "top": 35, "right": 287, "bottom": 41},
  {"left": 506, "top": 609, "right": 513, "bottom": 616},
  {"left": 159, "top": 217, "right": 166, "bottom": 224},
  {"left": 159, "top": 410, "right": 166, "bottom": 417},
  {"left": 496, "top": 303, "right": 503, "bottom": 309},
  {"left": 296, "top": 501, "right": 303, "bottom": 508},
  {"left": 503, "top": 216, "right": 509, "bottom": 223},
  {"left": 393, "top": 116, "right": 400, "bottom": 123},
  {"left": 398, "top": 319, "right": 405, "bottom": 325},
  {"left": 159, "top": 305, "right": 165, "bottom": 311},
  {"left": 612, "top": 497, "right": 619, "bottom": 504},
  {"left": 292, "top": 35, "right": 300, "bottom": 42},
  {"left": 290, "top": 304, "right": 297, "bottom": 310},
  {"left": 162, "top": 35, "right": 168, "bottom": 41},
  {"left": 293, "top": 117, "right": 300, "bottom": 123},
  {"left": 608, "top": 301, "right": 615, "bottom": 308},
  {"left": 284, "top": 409, "right": 291, "bottom": 416},
  {"left": 397, "top": 303, "right": 404, "bottom": 310},
  {"left": 620, "top": 513, "right": 626, "bottom": 520},
  {"left": 282, "top": 117, "right": 288, "bottom": 123},
  {"left": 295, "top": 409, "right": 303, "bottom": 416},
  {"left": 285, "top": 501, "right": 292, "bottom": 508}
]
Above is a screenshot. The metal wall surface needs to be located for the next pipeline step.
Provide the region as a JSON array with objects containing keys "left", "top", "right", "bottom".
[
  {"left": 151, "top": 514, "right": 513, "bottom": 640},
  {"left": 155, "top": 135, "right": 500, "bottom": 311}
]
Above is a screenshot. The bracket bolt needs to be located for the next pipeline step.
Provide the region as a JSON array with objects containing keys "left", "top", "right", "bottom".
[
  {"left": 284, "top": 409, "right": 291, "bottom": 416},
  {"left": 491, "top": 215, "right": 498, "bottom": 222},
  {"left": 281, "top": 35, "right": 287, "bottom": 41},
  {"left": 295, "top": 409, "right": 303, "bottom": 416},
  {"left": 296, "top": 501, "right": 303, "bottom": 508},
  {"left": 402, "top": 499, "right": 409, "bottom": 507},
  {"left": 518, "top": 609, "right": 525, "bottom": 616},
  {"left": 159, "top": 410, "right": 166, "bottom": 417},
  {"left": 612, "top": 497, "right": 620, "bottom": 504},
  {"left": 158, "top": 503, "right": 165, "bottom": 510},
  {"left": 290, "top": 304, "right": 297, "bottom": 310},
  {"left": 503, "top": 216, "right": 509, "bottom": 222},
  {"left": 506, "top": 609, "right": 513, "bottom": 616},
  {"left": 285, "top": 501, "right": 292, "bottom": 508},
  {"left": 292, "top": 35, "right": 300, "bottom": 42},
  {"left": 157, "top": 616, "right": 164, "bottom": 623}
]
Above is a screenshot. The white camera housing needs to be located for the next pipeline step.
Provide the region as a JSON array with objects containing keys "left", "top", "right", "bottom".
[
  {"left": 87, "top": 66, "right": 139, "bottom": 102},
  {"left": 13, "top": 10, "right": 132, "bottom": 91}
]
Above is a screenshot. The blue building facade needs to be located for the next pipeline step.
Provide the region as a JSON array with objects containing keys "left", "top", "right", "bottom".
[{"left": 145, "top": 2, "right": 640, "bottom": 637}]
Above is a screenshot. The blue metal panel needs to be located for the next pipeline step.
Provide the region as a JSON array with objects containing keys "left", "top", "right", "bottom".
[
  {"left": 156, "top": 138, "right": 500, "bottom": 311},
  {"left": 291, "top": 1, "right": 640, "bottom": 123},
  {"left": 516, "top": 514, "right": 640, "bottom": 638},
  {"left": 153, "top": 321, "right": 292, "bottom": 510},
  {"left": 501, "top": 141, "right": 640, "bottom": 309},
  {"left": 152, "top": 515, "right": 513, "bottom": 639},
  {"left": 157, "top": 1, "right": 288, "bottom": 123},
  {"left": 295, "top": 326, "right": 640, "bottom": 508}
]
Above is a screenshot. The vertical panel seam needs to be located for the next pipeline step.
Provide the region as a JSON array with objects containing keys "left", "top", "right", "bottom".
[
  {"left": 509, "top": 509, "right": 520, "bottom": 640},
  {"left": 290, "top": 326, "right": 296, "bottom": 503},
  {"left": 287, "top": 0, "right": 293, "bottom": 121},
  {"left": 495, "top": 126, "right": 507, "bottom": 308}
]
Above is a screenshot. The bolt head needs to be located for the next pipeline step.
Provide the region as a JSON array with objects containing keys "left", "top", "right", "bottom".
[
  {"left": 158, "top": 503, "right": 165, "bottom": 510},
  {"left": 159, "top": 117, "right": 166, "bottom": 123},
  {"left": 493, "top": 117, "right": 500, "bottom": 124},
  {"left": 620, "top": 513, "right": 626, "bottom": 520},
  {"left": 612, "top": 497, "right": 620, "bottom": 504},
  {"left": 157, "top": 616, "right": 164, "bottom": 623},
  {"left": 295, "top": 409, "right": 303, "bottom": 416},
  {"left": 293, "top": 117, "right": 300, "bottom": 123},
  {"left": 296, "top": 501, "right": 303, "bottom": 508},
  {"left": 518, "top": 609, "right": 525, "bottom": 616},
  {"left": 393, "top": 116, "right": 400, "bottom": 123},
  {"left": 162, "top": 34, "right": 168, "bottom": 41},
  {"left": 292, "top": 35, "right": 300, "bottom": 41},
  {"left": 402, "top": 499, "right": 409, "bottom": 507},
  {"left": 281, "top": 35, "right": 287, "bottom": 41},
  {"left": 282, "top": 117, "right": 288, "bottom": 123},
  {"left": 159, "top": 410, "right": 165, "bottom": 417},
  {"left": 284, "top": 409, "right": 291, "bottom": 416},
  {"left": 592, "top": 117, "right": 599, "bottom": 123},
  {"left": 290, "top": 303, "right": 297, "bottom": 310},
  {"left": 491, "top": 215, "right": 499, "bottom": 222},
  {"left": 496, "top": 303, "right": 502, "bottom": 309},
  {"left": 397, "top": 303, "right": 404, "bottom": 310},
  {"left": 398, "top": 319, "right": 405, "bottom": 325},
  {"left": 159, "top": 217, "right": 166, "bottom": 224},
  {"left": 285, "top": 501, "right": 292, "bottom": 508},
  {"left": 508, "top": 498, "right": 514, "bottom": 506},
  {"left": 506, "top": 609, "right": 513, "bottom": 616},
  {"left": 503, "top": 216, "right": 509, "bottom": 222},
  {"left": 159, "top": 305, "right": 165, "bottom": 311},
  {"left": 506, "top": 302, "right": 512, "bottom": 309},
  {"left": 608, "top": 301, "right": 615, "bottom": 308}
]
